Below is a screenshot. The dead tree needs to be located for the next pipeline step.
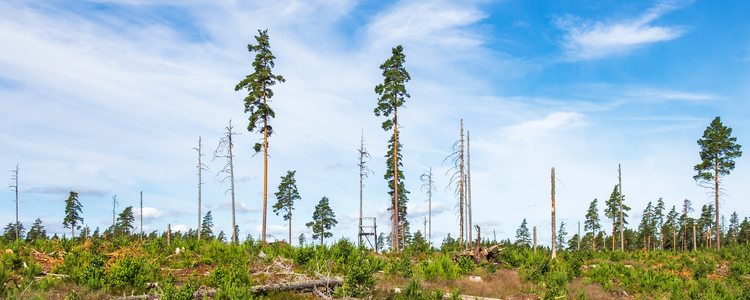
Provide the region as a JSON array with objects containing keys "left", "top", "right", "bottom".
[
  {"left": 467, "top": 131, "right": 472, "bottom": 243},
  {"left": 358, "top": 131, "right": 372, "bottom": 247},
  {"left": 443, "top": 119, "right": 466, "bottom": 245},
  {"left": 551, "top": 167, "right": 557, "bottom": 259},
  {"left": 112, "top": 195, "right": 118, "bottom": 229},
  {"left": 194, "top": 136, "right": 209, "bottom": 240},
  {"left": 9, "top": 164, "right": 19, "bottom": 240},
  {"left": 420, "top": 167, "right": 436, "bottom": 245},
  {"left": 140, "top": 191, "right": 143, "bottom": 239},
  {"left": 533, "top": 226, "right": 537, "bottom": 253},
  {"left": 619, "top": 164, "right": 624, "bottom": 251},
  {"left": 214, "top": 120, "right": 239, "bottom": 243}
]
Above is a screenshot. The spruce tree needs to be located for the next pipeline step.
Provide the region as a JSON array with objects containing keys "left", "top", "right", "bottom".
[
  {"left": 305, "top": 197, "right": 338, "bottom": 245},
  {"left": 557, "top": 221, "right": 567, "bottom": 248},
  {"left": 200, "top": 211, "right": 214, "bottom": 239},
  {"left": 26, "top": 218, "right": 46, "bottom": 242},
  {"left": 115, "top": 206, "right": 135, "bottom": 236},
  {"left": 694, "top": 116, "right": 742, "bottom": 250},
  {"left": 374, "top": 45, "right": 410, "bottom": 251},
  {"left": 728, "top": 211, "right": 740, "bottom": 244},
  {"left": 235, "top": 29, "right": 286, "bottom": 244},
  {"left": 2, "top": 222, "right": 24, "bottom": 242},
  {"left": 516, "top": 218, "right": 531, "bottom": 246},
  {"left": 63, "top": 191, "right": 83, "bottom": 238},
  {"left": 584, "top": 199, "right": 601, "bottom": 250},
  {"left": 273, "top": 170, "right": 301, "bottom": 243}
]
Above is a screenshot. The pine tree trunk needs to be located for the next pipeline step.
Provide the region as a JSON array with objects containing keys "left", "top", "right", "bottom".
[
  {"left": 693, "top": 225, "right": 696, "bottom": 251},
  {"left": 533, "top": 226, "right": 537, "bottom": 253},
  {"left": 393, "top": 107, "right": 399, "bottom": 251},
  {"left": 262, "top": 89, "right": 269, "bottom": 244},
  {"left": 715, "top": 160, "right": 720, "bottom": 250},
  {"left": 288, "top": 186, "right": 292, "bottom": 244}
]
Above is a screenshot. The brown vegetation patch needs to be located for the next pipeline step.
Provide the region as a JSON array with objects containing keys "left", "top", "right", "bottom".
[
  {"left": 417, "top": 269, "right": 532, "bottom": 299},
  {"left": 29, "top": 248, "right": 64, "bottom": 272},
  {"left": 567, "top": 278, "right": 636, "bottom": 300}
]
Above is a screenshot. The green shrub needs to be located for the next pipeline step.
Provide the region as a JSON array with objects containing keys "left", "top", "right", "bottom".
[
  {"left": 388, "top": 255, "right": 413, "bottom": 278},
  {"left": 79, "top": 255, "right": 106, "bottom": 289},
  {"left": 205, "top": 261, "right": 254, "bottom": 289},
  {"left": 105, "top": 255, "right": 155, "bottom": 288},
  {"left": 342, "top": 255, "right": 377, "bottom": 297},
  {"left": 293, "top": 246, "right": 315, "bottom": 266},
  {"left": 457, "top": 256, "right": 476, "bottom": 275},
  {"left": 161, "top": 280, "right": 199, "bottom": 300}
]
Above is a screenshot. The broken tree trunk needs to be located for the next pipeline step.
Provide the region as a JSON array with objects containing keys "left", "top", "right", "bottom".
[
  {"left": 112, "top": 277, "right": 344, "bottom": 300},
  {"left": 454, "top": 227, "right": 504, "bottom": 264},
  {"left": 250, "top": 277, "right": 343, "bottom": 294}
]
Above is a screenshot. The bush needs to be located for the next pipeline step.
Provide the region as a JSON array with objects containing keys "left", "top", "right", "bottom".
[
  {"left": 456, "top": 256, "right": 476, "bottom": 275},
  {"left": 342, "top": 255, "right": 377, "bottom": 297},
  {"left": 106, "top": 255, "right": 156, "bottom": 288},
  {"left": 161, "top": 280, "right": 199, "bottom": 300},
  {"left": 388, "top": 255, "right": 413, "bottom": 278},
  {"left": 78, "top": 255, "right": 105, "bottom": 289},
  {"left": 205, "top": 261, "right": 254, "bottom": 289}
]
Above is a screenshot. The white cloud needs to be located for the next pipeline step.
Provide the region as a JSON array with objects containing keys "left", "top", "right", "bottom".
[
  {"left": 555, "top": 1, "right": 688, "bottom": 60},
  {"left": 172, "top": 224, "right": 188, "bottom": 232},
  {"left": 366, "top": 0, "right": 486, "bottom": 48},
  {"left": 502, "top": 112, "right": 586, "bottom": 139},
  {"left": 406, "top": 201, "right": 451, "bottom": 218},
  {"left": 140, "top": 207, "right": 168, "bottom": 220},
  {"left": 217, "top": 200, "right": 260, "bottom": 213}
]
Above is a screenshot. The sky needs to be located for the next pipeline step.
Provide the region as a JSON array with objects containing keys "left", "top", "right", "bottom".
[{"left": 1, "top": 0, "right": 750, "bottom": 248}]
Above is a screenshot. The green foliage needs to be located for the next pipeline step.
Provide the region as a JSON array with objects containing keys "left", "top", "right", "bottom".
[
  {"left": 516, "top": 218, "right": 530, "bottom": 245},
  {"left": 342, "top": 254, "right": 378, "bottom": 297},
  {"left": 161, "top": 280, "right": 199, "bottom": 300},
  {"left": 205, "top": 261, "right": 254, "bottom": 289},
  {"left": 106, "top": 255, "right": 156, "bottom": 288},
  {"left": 115, "top": 206, "right": 135, "bottom": 236},
  {"left": 456, "top": 256, "right": 476, "bottom": 275},
  {"left": 273, "top": 170, "right": 300, "bottom": 242},
  {"left": 235, "top": 29, "right": 285, "bottom": 149},
  {"left": 388, "top": 255, "right": 414, "bottom": 278},
  {"left": 63, "top": 191, "right": 83, "bottom": 236},
  {"left": 305, "top": 197, "right": 337, "bottom": 245},
  {"left": 200, "top": 211, "right": 214, "bottom": 239},
  {"left": 79, "top": 255, "right": 105, "bottom": 289}
]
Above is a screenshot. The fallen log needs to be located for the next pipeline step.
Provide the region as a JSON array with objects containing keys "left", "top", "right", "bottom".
[
  {"left": 250, "top": 277, "right": 343, "bottom": 293},
  {"left": 110, "top": 277, "right": 343, "bottom": 299}
]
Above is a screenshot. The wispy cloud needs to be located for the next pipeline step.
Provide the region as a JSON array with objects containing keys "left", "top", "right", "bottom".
[
  {"left": 502, "top": 112, "right": 586, "bottom": 140},
  {"left": 217, "top": 200, "right": 260, "bottom": 213},
  {"left": 554, "top": 1, "right": 689, "bottom": 60},
  {"left": 366, "top": 0, "right": 486, "bottom": 48},
  {"left": 25, "top": 186, "right": 109, "bottom": 196}
]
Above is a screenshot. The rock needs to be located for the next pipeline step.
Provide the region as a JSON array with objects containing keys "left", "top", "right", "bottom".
[
  {"left": 393, "top": 287, "right": 401, "bottom": 293},
  {"left": 469, "top": 276, "right": 483, "bottom": 283},
  {"left": 175, "top": 248, "right": 181, "bottom": 255},
  {"left": 259, "top": 251, "right": 267, "bottom": 259},
  {"left": 610, "top": 289, "right": 629, "bottom": 297}
]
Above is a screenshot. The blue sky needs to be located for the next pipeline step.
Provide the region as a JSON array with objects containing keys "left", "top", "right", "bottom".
[{"left": 1, "top": 0, "right": 749, "bottom": 247}]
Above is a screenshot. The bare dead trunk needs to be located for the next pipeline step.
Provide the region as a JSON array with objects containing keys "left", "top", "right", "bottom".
[
  {"left": 229, "top": 124, "right": 237, "bottom": 244},
  {"left": 619, "top": 164, "right": 624, "bottom": 251},
  {"left": 551, "top": 167, "right": 556, "bottom": 258},
  {"left": 459, "top": 119, "right": 465, "bottom": 245}
]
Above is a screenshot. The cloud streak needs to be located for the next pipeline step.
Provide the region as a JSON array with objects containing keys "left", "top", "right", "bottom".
[{"left": 554, "top": 1, "right": 688, "bottom": 60}]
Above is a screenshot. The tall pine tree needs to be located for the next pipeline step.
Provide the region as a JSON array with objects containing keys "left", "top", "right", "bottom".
[
  {"left": 584, "top": 199, "right": 601, "bottom": 251},
  {"left": 63, "top": 191, "right": 83, "bottom": 238},
  {"left": 374, "top": 45, "right": 410, "bottom": 251},
  {"left": 235, "top": 29, "right": 286, "bottom": 244},
  {"left": 604, "top": 185, "right": 629, "bottom": 250},
  {"left": 694, "top": 116, "right": 742, "bottom": 250},
  {"left": 273, "top": 170, "right": 301, "bottom": 243}
]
